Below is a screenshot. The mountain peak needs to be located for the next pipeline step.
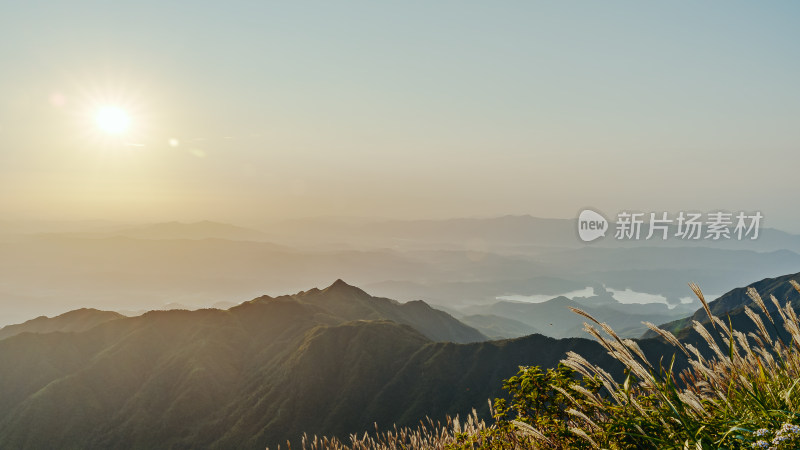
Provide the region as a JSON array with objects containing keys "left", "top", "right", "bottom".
[
  {"left": 292, "top": 279, "right": 371, "bottom": 302},
  {"left": 323, "top": 279, "right": 363, "bottom": 294}
]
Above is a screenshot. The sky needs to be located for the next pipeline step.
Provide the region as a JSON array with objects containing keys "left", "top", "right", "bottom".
[{"left": 1, "top": 2, "right": 799, "bottom": 230}]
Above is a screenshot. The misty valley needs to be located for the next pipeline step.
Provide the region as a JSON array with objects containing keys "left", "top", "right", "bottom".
[{"left": 1, "top": 217, "right": 800, "bottom": 448}]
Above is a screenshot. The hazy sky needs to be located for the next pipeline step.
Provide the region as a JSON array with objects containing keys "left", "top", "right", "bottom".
[{"left": 2, "top": 2, "right": 799, "bottom": 229}]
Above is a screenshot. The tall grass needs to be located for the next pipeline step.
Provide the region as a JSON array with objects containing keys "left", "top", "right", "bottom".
[
  {"left": 281, "top": 281, "right": 800, "bottom": 449},
  {"left": 269, "top": 409, "right": 490, "bottom": 450},
  {"left": 535, "top": 280, "right": 800, "bottom": 449}
]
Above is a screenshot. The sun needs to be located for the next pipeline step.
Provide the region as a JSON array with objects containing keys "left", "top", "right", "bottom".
[{"left": 94, "top": 106, "right": 131, "bottom": 134}]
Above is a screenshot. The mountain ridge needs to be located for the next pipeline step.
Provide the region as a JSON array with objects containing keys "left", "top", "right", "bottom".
[
  {"left": 0, "top": 308, "right": 125, "bottom": 341},
  {"left": 644, "top": 271, "right": 800, "bottom": 339}
]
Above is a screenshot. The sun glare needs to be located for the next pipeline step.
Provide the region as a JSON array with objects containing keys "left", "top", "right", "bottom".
[{"left": 94, "top": 106, "right": 131, "bottom": 134}]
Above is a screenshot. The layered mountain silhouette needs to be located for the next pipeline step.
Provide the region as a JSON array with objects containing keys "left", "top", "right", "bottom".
[
  {"left": 8, "top": 272, "right": 799, "bottom": 448},
  {"left": 272, "top": 215, "right": 800, "bottom": 253},
  {"left": 0, "top": 279, "right": 683, "bottom": 449},
  {"left": 4, "top": 218, "right": 800, "bottom": 328},
  {"left": 463, "top": 294, "right": 689, "bottom": 338},
  {"left": 645, "top": 271, "right": 800, "bottom": 340},
  {"left": 459, "top": 314, "right": 541, "bottom": 339}
]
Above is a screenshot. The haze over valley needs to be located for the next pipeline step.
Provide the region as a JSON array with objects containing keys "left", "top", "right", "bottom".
[
  {"left": 3, "top": 2, "right": 800, "bottom": 448},
  {"left": 3, "top": 216, "right": 799, "bottom": 340}
]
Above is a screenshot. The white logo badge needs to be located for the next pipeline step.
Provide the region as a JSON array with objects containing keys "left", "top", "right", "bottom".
[{"left": 578, "top": 209, "right": 608, "bottom": 242}]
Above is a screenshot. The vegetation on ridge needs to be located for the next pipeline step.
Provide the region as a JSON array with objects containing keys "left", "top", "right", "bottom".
[{"left": 292, "top": 280, "right": 800, "bottom": 449}]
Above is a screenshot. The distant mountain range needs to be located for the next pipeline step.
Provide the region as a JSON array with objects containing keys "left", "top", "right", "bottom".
[
  {"left": 0, "top": 279, "right": 683, "bottom": 449},
  {"left": 3, "top": 216, "right": 800, "bottom": 328},
  {"left": 458, "top": 314, "right": 540, "bottom": 339},
  {"left": 644, "top": 271, "right": 800, "bottom": 340},
  {"left": 461, "top": 293, "right": 691, "bottom": 339},
  {"left": 268, "top": 215, "right": 800, "bottom": 253}
]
